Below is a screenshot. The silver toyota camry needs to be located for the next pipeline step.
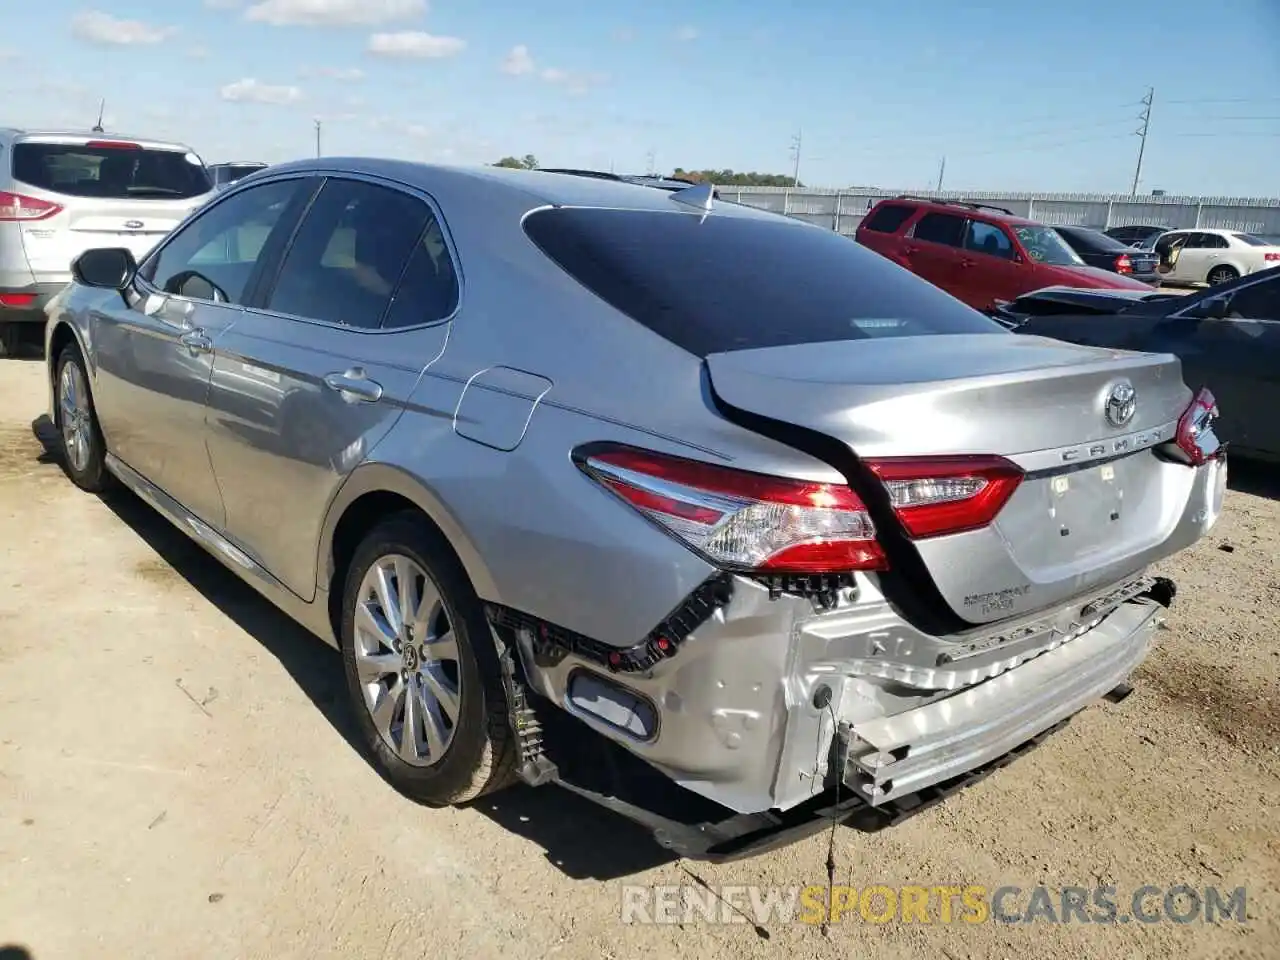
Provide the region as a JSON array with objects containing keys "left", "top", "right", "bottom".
[{"left": 43, "top": 159, "right": 1227, "bottom": 858}]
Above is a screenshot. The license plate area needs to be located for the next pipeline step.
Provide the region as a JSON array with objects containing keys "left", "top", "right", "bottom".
[{"left": 995, "top": 452, "right": 1169, "bottom": 570}]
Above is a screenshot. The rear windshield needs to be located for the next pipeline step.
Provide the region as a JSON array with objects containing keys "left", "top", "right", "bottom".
[
  {"left": 11, "top": 142, "right": 212, "bottom": 200},
  {"left": 1058, "top": 227, "right": 1133, "bottom": 253},
  {"left": 214, "top": 164, "right": 267, "bottom": 185},
  {"left": 1232, "top": 233, "right": 1271, "bottom": 247},
  {"left": 523, "top": 207, "right": 1005, "bottom": 357}
]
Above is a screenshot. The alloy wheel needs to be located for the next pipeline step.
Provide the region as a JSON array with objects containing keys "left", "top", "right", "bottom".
[
  {"left": 353, "top": 554, "right": 463, "bottom": 767},
  {"left": 59, "top": 361, "right": 92, "bottom": 474}
]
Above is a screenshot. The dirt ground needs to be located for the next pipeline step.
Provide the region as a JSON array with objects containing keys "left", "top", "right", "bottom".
[{"left": 0, "top": 354, "right": 1276, "bottom": 960}]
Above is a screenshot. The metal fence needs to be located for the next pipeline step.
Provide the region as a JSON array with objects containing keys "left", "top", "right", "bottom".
[{"left": 716, "top": 187, "right": 1280, "bottom": 242}]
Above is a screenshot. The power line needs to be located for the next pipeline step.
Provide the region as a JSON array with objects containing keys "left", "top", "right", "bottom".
[{"left": 1162, "top": 96, "right": 1280, "bottom": 105}]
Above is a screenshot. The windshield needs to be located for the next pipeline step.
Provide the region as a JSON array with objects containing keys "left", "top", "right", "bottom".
[
  {"left": 12, "top": 142, "right": 213, "bottom": 200},
  {"left": 1014, "top": 225, "right": 1086, "bottom": 266},
  {"left": 1232, "top": 233, "right": 1272, "bottom": 247}
]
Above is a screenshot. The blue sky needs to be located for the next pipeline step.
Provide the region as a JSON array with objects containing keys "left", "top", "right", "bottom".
[{"left": 4, "top": 0, "right": 1279, "bottom": 195}]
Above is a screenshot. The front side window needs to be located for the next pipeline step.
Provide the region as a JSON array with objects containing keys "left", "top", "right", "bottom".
[
  {"left": 12, "top": 141, "right": 212, "bottom": 200},
  {"left": 964, "top": 221, "right": 1015, "bottom": 259},
  {"left": 1226, "top": 273, "right": 1280, "bottom": 321},
  {"left": 140, "top": 178, "right": 304, "bottom": 304},
  {"left": 1013, "top": 225, "right": 1085, "bottom": 266},
  {"left": 523, "top": 207, "right": 1005, "bottom": 357},
  {"left": 264, "top": 178, "right": 435, "bottom": 329}
]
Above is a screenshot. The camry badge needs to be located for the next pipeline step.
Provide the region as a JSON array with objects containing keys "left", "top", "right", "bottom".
[{"left": 1104, "top": 381, "right": 1137, "bottom": 428}]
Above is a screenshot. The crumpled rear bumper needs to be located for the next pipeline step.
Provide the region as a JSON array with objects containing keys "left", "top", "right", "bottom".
[{"left": 842, "top": 595, "right": 1163, "bottom": 805}]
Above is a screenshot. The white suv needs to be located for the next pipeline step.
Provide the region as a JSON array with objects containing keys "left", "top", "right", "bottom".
[{"left": 0, "top": 128, "right": 215, "bottom": 353}]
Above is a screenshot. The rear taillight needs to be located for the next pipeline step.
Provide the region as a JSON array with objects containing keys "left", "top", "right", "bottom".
[
  {"left": 1115, "top": 254, "right": 1133, "bottom": 274},
  {"left": 865, "top": 456, "right": 1024, "bottom": 538},
  {"left": 1265, "top": 252, "right": 1280, "bottom": 262},
  {"left": 1175, "top": 388, "right": 1223, "bottom": 466},
  {"left": 85, "top": 140, "right": 141, "bottom": 150},
  {"left": 577, "top": 446, "right": 887, "bottom": 573},
  {"left": 0, "top": 190, "right": 62, "bottom": 222},
  {"left": 0, "top": 293, "right": 37, "bottom": 307}
]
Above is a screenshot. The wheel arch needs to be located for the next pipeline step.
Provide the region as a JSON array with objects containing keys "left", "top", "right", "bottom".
[
  {"left": 317, "top": 462, "right": 502, "bottom": 643},
  {"left": 46, "top": 320, "right": 86, "bottom": 420},
  {"left": 1208, "top": 261, "right": 1243, "bottom": 283}
]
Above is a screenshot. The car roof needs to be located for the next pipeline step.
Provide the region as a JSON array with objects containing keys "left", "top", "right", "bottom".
[
  {"left": 0, "top": 127, "right": 200, "bottom": 153},
  {"left": 874, "top": 194, "right": 1038, "bottom": 226},
  {"left": 257, "top": 157, "right": 780, "bottom": 218}
]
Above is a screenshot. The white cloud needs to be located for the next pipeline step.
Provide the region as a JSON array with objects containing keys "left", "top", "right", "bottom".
[
  {"left": 540, "top": 67, "right": 608, "bottom": 95},
  {"left": 674, "top": 25, "right": 699, "bottom": 42},
  {"left": 501, "top": 44, "right": 535, "bottom": 76},
  {"left": 303, "top": 66, "right": 365, "bottom": 80},
  {"left": 220, "top": 78, "right": 304, "bottom": 105},
  {"left": 366, "top": 31, "right": 465, "bottom": 58},
  {"left": 70, "top": 11, "right": 178, "bottom": 46},
  {"left": 245, "top": 0, "right": 425, "bottom": 26},
  {"left": 0, "top": 48, "right": 17, "bottom": 61},
  {"left": 188, "top": 45, "right": 210, "bottom": 59}
]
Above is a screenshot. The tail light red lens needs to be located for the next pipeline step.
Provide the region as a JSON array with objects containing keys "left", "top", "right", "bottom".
[
  {"left": 0, "top": 293, "right": 38, "bottom": 307},
  {"left": 1264, "top": 252, "right": 1280, "bottom": 262},
  {"left": 0, "top": 191, "right": 63, "bottom": 222},
  {"left": 1175, "top": 388, "right": 1222, "bottom": 466},
  {"left": 1115, "top": 254, "right": 1133, "bottom": 274},
  {"left": 577, "top": 446, "right": 887, "bottom": 573},
  {"left": 865, "top": 456, "right": 1024, "bottom": 538},
  {"left": 84, "top": 140, "right": 141, "bottom": 150}
]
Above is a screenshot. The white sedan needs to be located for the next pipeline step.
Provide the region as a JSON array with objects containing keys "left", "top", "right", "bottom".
[{"left": 1155, "top": 228, "right": 1280, "bottom": 286}]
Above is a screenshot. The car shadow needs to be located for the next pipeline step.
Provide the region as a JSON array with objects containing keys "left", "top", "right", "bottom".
[
  {"left": 29, "top": 414, "right": 678, "bottom": 881},
  {"left": 0, "top": 946, "right": 35, "bottom": 960},
  {"left": 1227, "top": 456, "right": 1280, "bottom": 500}
]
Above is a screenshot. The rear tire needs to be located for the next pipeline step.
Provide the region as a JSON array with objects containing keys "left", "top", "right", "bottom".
[
  {"left": 339, "top": 512, "right": 518, "bottom": 805},
  {"left": 1207, "top": 265, "right": 1238, "bottom": 286},
  {"left": 54, "top": 342, "right": 113, "bottom": 492}
]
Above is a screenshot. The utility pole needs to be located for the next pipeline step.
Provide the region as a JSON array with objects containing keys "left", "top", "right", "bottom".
[
  {"left": 936, "top": 156, "right": 946, "bottom": 192},
  {"left": 645, "top": 149, "right": 655, "bottom": 176},
  {"left": 789, "top": 129, "right": 802, "bottom": 187},
  {"left": 314, "top": 118, "right": 322, "bottom": 158},
  {"left": 91, "top": 99, "right": 105, "bottom": 134},
  {"left": 1130, "top": 87, "right": 1153, "bottom": 196}
]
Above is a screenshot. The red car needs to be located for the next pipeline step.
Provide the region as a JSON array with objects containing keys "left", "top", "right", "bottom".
[{"left": 856, "top": 196, "right": 1154, "bottom": 311}]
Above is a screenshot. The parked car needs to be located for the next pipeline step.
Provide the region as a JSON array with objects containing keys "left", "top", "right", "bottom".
[
  {"left": 44, "top": 160, "right": 1225, "bottom": 858},
  {"left": 1104, "top": 224, "right": 1170, "bottom": 246},
  {"left": 1152, "top": 228, "right": 1280, "bottom": 287},
  {"left": 0, "top": 128, "right": 215, "bottom": 355},
  {"left": 210, "top": 161, "right": 269, "bottom": 191},
  {"left": 993, "top": 267, "right": 1279, "bottom": 461},
  {"left": 1055, "top": 225, "right": 1161, "bottom": 285},
  {"left": 856, "top": 196, "right": 1153, "bottom": 312}
]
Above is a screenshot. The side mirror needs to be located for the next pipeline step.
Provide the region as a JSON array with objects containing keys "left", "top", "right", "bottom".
[
  {"left": 71, "top": 247, "right": 138, "bottom": 291},
  {"left": 1192, "top": 295, "right": 1231, "bottom": 320}
]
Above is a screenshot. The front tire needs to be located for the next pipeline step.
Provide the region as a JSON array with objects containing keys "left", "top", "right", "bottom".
[
  {"left": 339, "top": 512, "right": 518, "bottom": 805},
  {"left": 54, "top": 342, "right": 112, "bottom": 492},
  {"left": 1207, "top": 265, "right": 1238, "bottom": 286}
]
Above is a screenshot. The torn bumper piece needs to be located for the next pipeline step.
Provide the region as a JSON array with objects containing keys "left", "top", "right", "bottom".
[{"left": 843, "top": 596, "right": 1164, "bottom": 806}]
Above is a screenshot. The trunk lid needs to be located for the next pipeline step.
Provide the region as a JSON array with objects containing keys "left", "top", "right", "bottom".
[{"left": 706, "top": 332, "right": 1197, "bottom": 625}]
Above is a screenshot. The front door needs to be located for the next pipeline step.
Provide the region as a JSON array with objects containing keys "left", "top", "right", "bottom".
[
  {"left": 959, "top": 219, "right": 1022, "bottom": 309},
  {"left": 204, "top": 175, "right": 462, "bottom": 600},
  {"left": 91, "top": 176, "right": 314, "bottom": 526}
]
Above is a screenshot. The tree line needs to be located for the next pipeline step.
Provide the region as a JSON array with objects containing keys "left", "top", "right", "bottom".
[{"left": 491, "top": 156, "right": 798, "bottom": 186}]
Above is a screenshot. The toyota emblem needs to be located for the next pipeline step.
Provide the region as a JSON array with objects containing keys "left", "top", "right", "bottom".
[
  {"left": 1104, "top": 381, "right": 1137, "bottom": 428},
  {"left": 124, "top": 220, "right": 144, "bottom": 230}
]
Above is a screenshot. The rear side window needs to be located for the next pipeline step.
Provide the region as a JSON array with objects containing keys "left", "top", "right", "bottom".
[
  {"left": 11, "top": 142, "right": 212, "bottom": 200},
  {"left": 264, "top": 177, "right": 437, "bottom": 329},
  {"left": 522, "top": 207, "right": 1004, "bottom": 357},
  {"left": 912, "top": 212, "right": 966, "bottom": 247},
  {"left": 861, "top": 202, "right": 915, "bottom": 234}
]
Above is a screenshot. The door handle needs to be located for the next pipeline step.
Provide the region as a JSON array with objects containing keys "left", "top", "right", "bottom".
[
  {"left": 324, "top": 368, "right": 383, "bottom": 403},
  {"left": 179, "top": 329, "right": 212, "bottom": 353}
]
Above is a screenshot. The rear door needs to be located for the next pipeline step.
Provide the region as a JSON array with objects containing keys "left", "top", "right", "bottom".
[
  {"left": 902, "top": 211, "right": 968, "bottom": 300},
  {"left": 959, "top": 218, "right": 1021, "bottom": 308},
  {"left": 204, "top": 174, "right": 459, "bottom": 600},
  {"left": 10, "top": 137, "right": 214, "bottom": 282}
]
